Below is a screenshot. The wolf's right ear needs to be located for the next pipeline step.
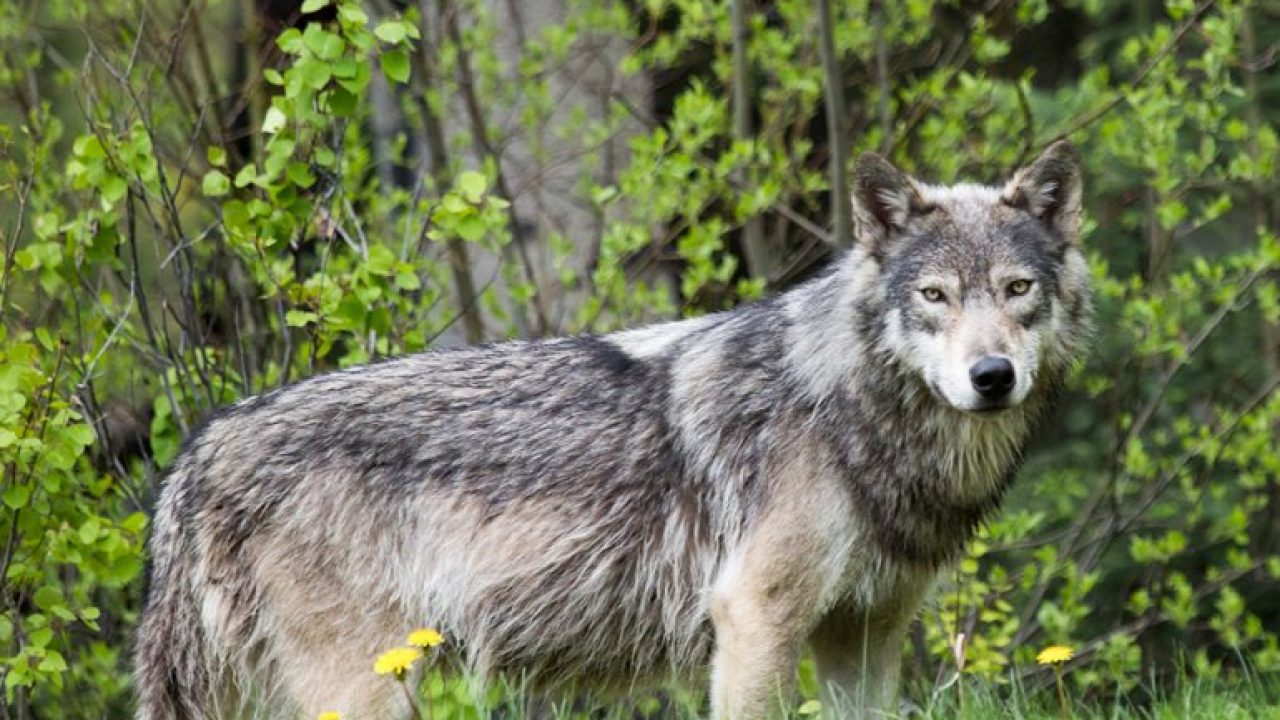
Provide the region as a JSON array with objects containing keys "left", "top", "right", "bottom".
[
  {"left": 851, "top": 153, "right": 926, "bottom": 256},
  {"left": 1003, "top": 141, "right": 1083, "bottom": 244}
]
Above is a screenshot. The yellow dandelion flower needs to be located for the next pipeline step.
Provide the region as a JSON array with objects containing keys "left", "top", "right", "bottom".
[
  {"left": 407, "top": 628, "right": 445, "bottom": 649},
  {"left": 318, "top": 713, "right": 341, "bottom": 720},
  {"left": 373, "top": 646, "right": 423, "bottom": 677},
  {"left": 1036, "top": 645, "right": 1074, "bottom": 665}
]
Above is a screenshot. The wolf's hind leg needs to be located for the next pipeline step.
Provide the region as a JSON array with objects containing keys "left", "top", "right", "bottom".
[
  {"left": 254, "top": 561, "right": 412, "bottom": 719},
  {"left": 266, "top": 626, "right": 410, "bottom": 719},
  {"left": 287, "top": 658, "right": 406, "bottom": 719}
]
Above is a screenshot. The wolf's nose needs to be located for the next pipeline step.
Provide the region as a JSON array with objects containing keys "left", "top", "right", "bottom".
[{"left": 970, "top": 357, "right": 1016, "bottom": 399}]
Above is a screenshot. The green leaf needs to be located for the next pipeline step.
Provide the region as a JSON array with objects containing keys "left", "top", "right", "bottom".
[
  {"left": 79, "top": 518, "right": 101, "bottom": 544},
  {"left": 32, "top": 586, "right": 62, "bottom": 612},
  {"left": 335, "top": 60, "right": 372, "bottom": 94},
  {"left": 328, "top": 87, "right": 358, "bottom": 117},
  {"left": 45, "top": 443, "right": 78, "bottom": 471},
  {"left": 72, "top": 134, "right": 106, "bottom": 160},
  {"left": 202, "top": 170, "right": 231, "bottom": 197},
  {"left": 34, "top": 326, "right": 55, "bottom": 351},
  {"left": 394, "top": 270, "right": 421, "bottom": 291},
  {"left": 286, "top": 162, "right": 316, "bottom": 189},
  {"left": 65, "top": 423, "right": 95, "bottom": 448},
  {"left": 222, "top": 200, "right": 251, "bottom": 230},
  {"left": 331, "top": 57, "right": 359, "bottom": 79},
  {"left": 380, "top": 49, "right": 410, "bottom": 83},
  {"left": 334, "top": 294, "right": 367, "bottom": 329},
  {"left": 262, "top": 106, "right": 288, "bottom": 135},
  {"left": 102, "top": 175, "right": 128, "bottom": 203},
  {"left": 304, "top": 27, "right": 345, "bottom": 60},
  {"left": 366, "top": 245, "right": 397, "bottom": 276},
  {"left": 2, "top": 484, "right": 30, "bottom": 510},
  {"left": 234, "top": 164, "right": 258, "bottom": 189},
  {"left": 207, "top": 146, "right": 227, "bottom": 166},
  {"left": 314, "top": 147, "right": 336, "bottom": 167},
  {"left": 338, "top": 4, "right": 369, "bottom": 25},
  {"left": 300, "top": 0, "right": 328, "bottom": 12},
  {"left": 798, "top": 700, "right": 822, "bottom": 716},
  {"left": 121, "top": 512, "right": 148, "bottom": 535},
  {"left": 37, "top": 651, "right": 67, "bottom": 674},
  {"left": 318, "top": 33, "right": 346, "bottom": 60},
  {"left": 374, "top": 21, "right": 407, "bottom": 44},
  {"left": 30, "top": 242, "right": 62, "bottom": 270},
  {"left": 285, "top": 310, "right": 319, "bottom": 327},
  {"left": 456, "top": 215, "right": 487, "bottom": 242},
  {"left": 458, "top": 170, "right": 487, "bottom": 202},
  {"left": 29, "top": 626, "right": 53, "bottom": 648},
  {"left": 14, "top": 248, "right": 38, "bottom": 271},
  {"left": 276, "top": 28, "right": 304, "bottom": 54},
  {"left": 298, "top": 58, "right": 332, "bottom": 90},
  {"left": 263, "top": 137, "right": 296, "bottom": 178}
]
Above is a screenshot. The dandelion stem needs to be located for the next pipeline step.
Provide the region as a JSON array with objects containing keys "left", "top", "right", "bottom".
[
  {"left": 423, "top": 669, "right": 435, "bottom": 720},
  {"left": 1055, "top": 667, "right": 1068, "bottom": 720},
  {"left": 398, "top": 679, "right": 426, "bottom": 720}
]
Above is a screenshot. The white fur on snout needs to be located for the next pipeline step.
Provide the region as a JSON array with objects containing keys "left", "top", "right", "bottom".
[{"left": 912, "top": 300, "right": 1042, "bottom": 413}]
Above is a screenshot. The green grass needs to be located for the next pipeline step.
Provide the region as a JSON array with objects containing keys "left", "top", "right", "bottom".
[
  {"left": 401, "top": 671, "right": 1280, "bottom": 719},
  {"left": 908, "top": 675, "right": 1280, "bottom": 720}
]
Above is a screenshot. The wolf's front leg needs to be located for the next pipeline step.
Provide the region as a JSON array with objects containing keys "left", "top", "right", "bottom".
[
  {"left": 708, "top": 511, "right": 838, "bottom": 718},
  {"left": 706, "top": 460, "right": 858, "bottom": 719},
  {"left": 807, "top": 599, "right": 921, "bottom": 719},
  {"left": 708, "top": 591, "right": 804, "bottom": 720}
]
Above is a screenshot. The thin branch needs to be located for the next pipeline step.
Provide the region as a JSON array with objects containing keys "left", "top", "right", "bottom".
[
  {"left": 0, "top": 172, "right": 35, "bottom": 321},
  {"left": 1013, "top": 79, "right": 1035, "bottom": 167},
  {"left": 872, "top": 1, "right": 892, "bottom": 154},
  {"left": 442, "top": 0, "right": 549, "bottom": 336},
  {"left": 816, "top": 0, "right": 851, "bottom": 247},
  {"left": 411, "top": 0, "right": 486, "bottom": 345},
  {"left": 730, "top": 0, "right": 771, "bottom": 278}
]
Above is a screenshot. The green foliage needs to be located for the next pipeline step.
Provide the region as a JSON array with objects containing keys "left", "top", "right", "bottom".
[{"left": 2, "top": 0, "right": 1280, "bottom": 716}]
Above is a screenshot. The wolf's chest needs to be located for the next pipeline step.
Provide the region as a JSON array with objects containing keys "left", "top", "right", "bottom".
[{"left": 830, "top": 417, "right": 1024, "bottom": 567}]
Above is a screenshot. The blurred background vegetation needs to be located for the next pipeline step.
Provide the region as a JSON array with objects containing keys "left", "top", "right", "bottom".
[{"left": 1, "top": 0, "right": 1279, "bottom": 716}]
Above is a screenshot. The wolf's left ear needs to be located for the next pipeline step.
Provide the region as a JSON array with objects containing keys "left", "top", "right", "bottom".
[{"left": 1003, "top": 141, "right": 1083, "bottom": 244}]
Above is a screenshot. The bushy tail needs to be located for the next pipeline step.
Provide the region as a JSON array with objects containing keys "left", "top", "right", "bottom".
[{"left": 135, "top": 470, "right": 219, "bottom": 720}]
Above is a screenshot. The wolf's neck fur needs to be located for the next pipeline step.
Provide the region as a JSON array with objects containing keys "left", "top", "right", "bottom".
[{"left": 780, "top": 254, "right": 1058, "bottom": 566}]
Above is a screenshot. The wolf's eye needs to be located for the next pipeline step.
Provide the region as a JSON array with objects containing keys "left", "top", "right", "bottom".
[
  {"left": 1007, "top": 279, "right": 1033, "bottom": 296},
  {"left": 920, "top": 287, "right": 946, "bottom": 303}
]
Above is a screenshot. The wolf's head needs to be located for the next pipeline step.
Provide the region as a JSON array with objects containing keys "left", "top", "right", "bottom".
[{"left": 851, "top": 142, "right": 1091, "bottom": 415}]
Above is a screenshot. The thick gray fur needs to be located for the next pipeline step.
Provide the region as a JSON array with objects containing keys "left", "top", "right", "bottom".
[{"left": 135, "top": 142, "right": 1092, "bottom": 719}]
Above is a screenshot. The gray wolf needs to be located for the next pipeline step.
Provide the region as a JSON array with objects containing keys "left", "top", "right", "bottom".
[{"left": 134, "top": 141, "right": 1091, "bottom": 719}]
